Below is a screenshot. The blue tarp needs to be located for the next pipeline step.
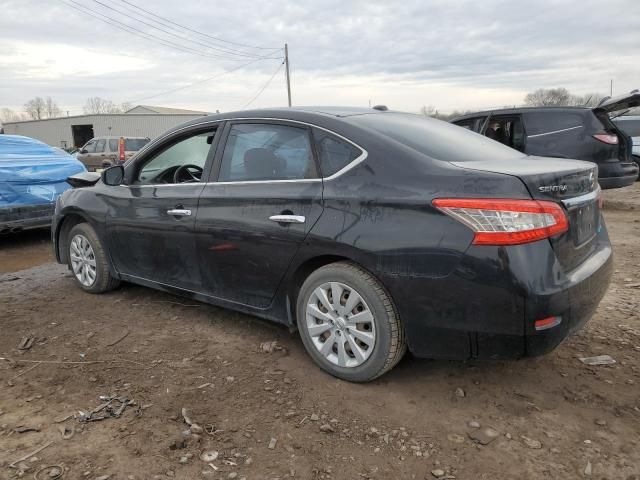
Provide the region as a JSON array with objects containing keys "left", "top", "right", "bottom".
[{"left": 0, "top": 135, "right": 86, "bottom": 207}]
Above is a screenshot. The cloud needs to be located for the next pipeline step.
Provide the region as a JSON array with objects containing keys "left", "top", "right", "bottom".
[{"left": 0, "top": 0, "right": 638, "bottom": 114}]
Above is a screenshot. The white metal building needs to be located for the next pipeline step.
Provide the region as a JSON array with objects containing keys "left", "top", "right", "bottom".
[{"left": 1, "top": 105, "right": 209, "bottom": 149}]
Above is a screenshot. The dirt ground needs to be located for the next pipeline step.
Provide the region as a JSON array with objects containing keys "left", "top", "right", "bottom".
[{"left": 1, "top": 186, "right": 639, "bottom": 480}]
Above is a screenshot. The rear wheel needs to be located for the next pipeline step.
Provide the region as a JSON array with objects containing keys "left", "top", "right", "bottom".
[
  {"left": 68, "top": 223, "right": 120, "bottom": 293},
  {"left": 296, "top": 262, "right": 406, "bottom": 382}
]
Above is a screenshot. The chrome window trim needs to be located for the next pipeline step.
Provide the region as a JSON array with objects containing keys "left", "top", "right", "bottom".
[
  {"left": 527, "top": 125, "right": 583, "bottom": 138},
  {"left": 128, "top": 117, "right": 368, "bottom": 187},
  {"left": 561, "top": 186, "right": 601, "bottom": 209}
]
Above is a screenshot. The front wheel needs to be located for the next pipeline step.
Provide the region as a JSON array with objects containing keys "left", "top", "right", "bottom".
[
  {"left": 296, "top": 262, "right": 406, "bottom": 382},
  {"left": 67, "top": 223, "right": 120, "bottom": 293}
]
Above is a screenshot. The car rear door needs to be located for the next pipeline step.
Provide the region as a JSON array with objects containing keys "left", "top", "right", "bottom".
[{"left": 195, "top": 120, "right": 324, "bottom": 308}]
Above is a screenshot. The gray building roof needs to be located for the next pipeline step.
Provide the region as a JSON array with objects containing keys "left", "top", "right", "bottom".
[{"left": 125, "top": 105, "right": 210, "bottom": 115}]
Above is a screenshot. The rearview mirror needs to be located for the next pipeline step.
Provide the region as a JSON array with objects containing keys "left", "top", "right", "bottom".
[{"left": 101, "top": 165, "right": 124, "bottom": 186}]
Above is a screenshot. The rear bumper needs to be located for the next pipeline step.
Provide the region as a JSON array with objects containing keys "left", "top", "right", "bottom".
[
  {"left": 598, "top": 162, "right": 638, "bottom": 189},
  {"left": 0, "top": 203, "right": 55, "bottom": 232},
  {"left": 382, "top": 226, "right": 613, "bottom": 360},
  {"left": 486, "top": 240, "right": 613, "bottom": 358}
]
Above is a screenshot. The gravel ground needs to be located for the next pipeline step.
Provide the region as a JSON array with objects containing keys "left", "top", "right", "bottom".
[{"left": 0, "top": 186, "right": 639, "bottom": 480}]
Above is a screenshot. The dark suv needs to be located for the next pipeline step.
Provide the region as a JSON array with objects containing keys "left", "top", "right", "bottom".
[{"left": 451, "top": 91, "right": 640, "bottom": 189}]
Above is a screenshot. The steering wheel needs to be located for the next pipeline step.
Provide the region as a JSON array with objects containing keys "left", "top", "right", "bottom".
[{"left": 173, "top": 164, "right": 203, "bottom": 183}]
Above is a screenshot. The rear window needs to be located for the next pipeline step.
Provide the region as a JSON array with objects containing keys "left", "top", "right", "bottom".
[
  {"left": 125, "top": 138, "right": 150, "bottom": 151},
  {"left": 313, "top": 129, "right": 362, "bottom": 176},
  {"left": 524, "top": 111, "right": 586, "bottom": 136},
  {"left": 614, "top": 118, "right": 640, "bottom": 137},
  {"left": 347, "top": 113, "right": 522, "bottom": 162}
]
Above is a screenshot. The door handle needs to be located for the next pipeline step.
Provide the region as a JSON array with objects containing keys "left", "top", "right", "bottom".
[
  {"left": 269, "top": 214, "right": 305, "bottom": 224},
  {"left": 167, "top": 209, "right": 192, "bottom": 216}
]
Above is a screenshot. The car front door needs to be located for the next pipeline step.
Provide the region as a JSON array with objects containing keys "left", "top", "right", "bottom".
[
  {"left": 77, "top": 139, "right": 97, "bottom": 170},
  {"left": 105, "top": 125, "right": 221, "bottom": 291},
  {"left": 195, "top": 120, "right": 324, "bottom": 308}
]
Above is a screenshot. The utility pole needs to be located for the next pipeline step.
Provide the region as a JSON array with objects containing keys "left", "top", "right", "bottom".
[
  {"left": 284, "top": 43, "right": 292, "bottom": 107},
  {"left": 610, "top": 79, "right": 613, "bottom": 96}
]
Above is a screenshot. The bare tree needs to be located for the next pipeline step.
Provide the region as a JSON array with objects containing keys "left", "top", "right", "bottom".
[
  {"left": 23, "top": 96, "right": 62, "bottom": 120},
  {"left": 45, "top": 96, "right": 62, "bottom": 118},
  {"left": 419, "top": 105, "right": 436, "bottom": 117},
  {"left": 524, "top": 88, "right": 606, "bottom": 107},
  {"left": 524, "top": 88, "right": 573, "bottom": 106},
  {"left": 83, "top": 97, "right": 130, "bottom": 114},
  {"left": 24, "top": 97, "right": 47, "bottom": 120},
  {"left": 0, "top": 107, "right": 27, "bottom": 124}
]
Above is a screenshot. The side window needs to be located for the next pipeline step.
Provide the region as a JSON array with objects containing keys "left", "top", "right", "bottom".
[
  {"left": 219, "top": 123, "right": 317, "bottom": 182},
  {"left": 525, "top": 112, "right": 584, "bottom": 136},
  {"left": 83, "top": 140, "right": 96, "bottom": 153},
  {"left": 108, "top": 139, "right": 118, "bottom": 152},
  {"left": 95, "top": 139, "right": 106, "bottom": 153},
  {"left": 453, "top": 119, "right": 475, "bottom": 131},
  {"left": 137, "top": 129, "right": 215, "bottom": 184},
  {"left": 453, "top": 117, "right": 487, "bottom": 133},
  {"left": 313, "top": 130, "right": 362, "bottom": 177},
  {"left": 485, "top": 116, "right": 526, "bottom": 152}
]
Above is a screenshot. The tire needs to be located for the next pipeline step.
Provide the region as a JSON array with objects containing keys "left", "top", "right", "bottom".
[
  {"left": 296, "top": 261, "right": 406, "bottom": 382},
  {"left": 67, "top": 223, "right": 120, "bottom": 293}
]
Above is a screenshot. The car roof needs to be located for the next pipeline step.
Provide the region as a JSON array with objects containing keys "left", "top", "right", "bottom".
[
  {"left": 182, "top": 106, "right": 388, "bottom": 124},
  {"left": 451, "top": 106, "right": 592, "bottom": 122},
  {"left": 169, "top": 106, "right": 395, "bottom": 136}
]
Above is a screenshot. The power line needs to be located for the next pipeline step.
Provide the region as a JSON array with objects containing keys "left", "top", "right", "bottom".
[
  {"left": 88, "top": 0, "right": 275, "bottom": 59},
  {"left": 241, "top": 61, "right": 285, "bottom": 109},
  {"left": 128, "top": 58, "right": 280, "bottom": 104},
  {"left": 58, "top": 0, "right": 281, "bottom": 62},
  {"left": 115, "top": 0, "right": 281, "bottom": 51}
]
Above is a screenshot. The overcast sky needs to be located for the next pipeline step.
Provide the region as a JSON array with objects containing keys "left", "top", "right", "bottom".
[{"left": 1, "top": 0, "right": 638, "bottom": 115}]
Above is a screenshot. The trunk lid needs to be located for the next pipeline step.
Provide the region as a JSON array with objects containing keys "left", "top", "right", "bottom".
[
  {"left": 594, "top": 90, "right": 640, "bottom": 114},
  {"left": 593, "top": 92, "right": 640, "bottom": 162},
  {"left": 451, "top": 156, "right": 601, "bottom": 271}
]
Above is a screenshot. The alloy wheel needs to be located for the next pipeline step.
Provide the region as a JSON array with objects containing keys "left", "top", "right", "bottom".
[
  {"left": 70, "top": 234, "right": 97, "bottom": 287},
  {"left": 305, "top": 282, "right": 376, "bottom": 368}
]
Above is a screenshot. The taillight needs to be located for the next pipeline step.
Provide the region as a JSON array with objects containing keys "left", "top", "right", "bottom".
[
  {"left": 119, "top": 137, "right": 125, "bottom": 162},
  {"left": 593, "top": 133, "right": 618, "bottom": 145},
  {"left": 432, "top": 198, "right": 569, "bottom": 246}
]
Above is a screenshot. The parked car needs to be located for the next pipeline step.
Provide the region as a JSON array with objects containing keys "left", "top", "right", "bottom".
[
  {"left": 613, "top": 115, "right": 640, "bottom": 171},
  {"left": 451, "top": 91, "right": 640, "bottom": 189},
  {"left": 52, "top": 107, "right": 612, "bottom": 382},
  {"left": 0, "top": 134, "right": 85, "bottom": 234},
  {"left": 76, "top": 136, "right": 150, "bottom": 171}
]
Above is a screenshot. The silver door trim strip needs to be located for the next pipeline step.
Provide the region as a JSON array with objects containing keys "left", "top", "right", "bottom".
[
  {"left": 126, "top": 117, "right": 368, "bottom": 187},
  {"left": 527, "top": 125, "right": 583, "bottom": 138}
]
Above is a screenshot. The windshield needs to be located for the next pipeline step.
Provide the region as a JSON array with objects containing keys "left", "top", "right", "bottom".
[
  {"left": 125, "top": 138, "right": 150, "bottom": 151},
  {"left": 347, "top": 113, "right": 524, "bottom": 162}
]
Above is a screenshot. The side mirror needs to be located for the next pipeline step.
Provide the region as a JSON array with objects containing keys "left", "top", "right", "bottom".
[
  {"left": 79, "top": 149, "right": 88, "bottom": 154},
  {"left": 101, "top": 165, "right": 124, "bottom": 186}
]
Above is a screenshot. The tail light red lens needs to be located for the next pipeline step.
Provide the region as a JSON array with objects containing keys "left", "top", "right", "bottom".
[
  {"left": 535, "top": 316, "right": 562, "bottom": 331},
  {"left": 432, "top": 198, "right": 569, "bottom": 246},
  {"left": 593, "top": 133, "right": 618, "bottom": 145},
  {"left": 119, "top": 137, "right": 125, "bottom": 162}
]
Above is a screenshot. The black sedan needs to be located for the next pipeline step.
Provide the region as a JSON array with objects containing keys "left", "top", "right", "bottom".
[{"left": 52, "top": 107, "right": 613, "bottom": 382}]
